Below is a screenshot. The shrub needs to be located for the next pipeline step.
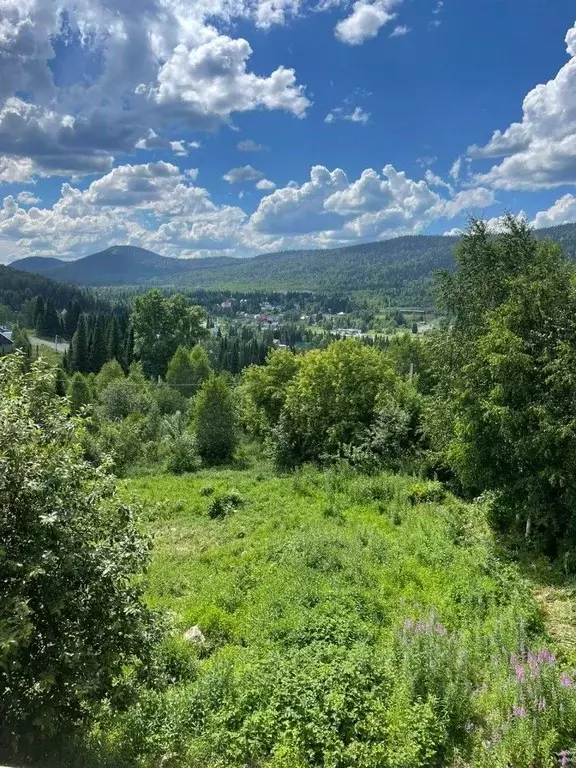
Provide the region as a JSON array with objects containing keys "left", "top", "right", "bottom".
[
  {"left": 99, "top": 377, "right": 150, "bottom": 421},
  {"left": 95, "top": 359, "right": 125, "bottom": 393},
  {"left": 163, "top": 432, "right": 201, "bottom": 475},
  {"left": 207, "top": 489, "right": 245, "bottom": 519},
  {"left": 0, "top": 355, "right": 156, "bottom": 754},
  {"left": 407, "top": 481, "right": 446, "bottom": 505},
  {"left": 68, "top": 372, "right": 92, "bottom": 414}
]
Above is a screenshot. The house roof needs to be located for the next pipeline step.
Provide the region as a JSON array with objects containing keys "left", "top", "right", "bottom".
[{"left": 0, "top": 332, "right": 14, "bottom": 346}]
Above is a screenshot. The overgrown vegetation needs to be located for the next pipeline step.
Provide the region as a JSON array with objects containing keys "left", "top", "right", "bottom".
[
  {"left": 72, "top": 468, "right": 576, "bottom": 766},
  {"left": 3, "top": 219, "right": 576, "bottom": 767}
]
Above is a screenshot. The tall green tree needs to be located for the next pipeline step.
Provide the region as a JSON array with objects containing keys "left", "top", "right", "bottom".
[
  {"left": 429, "top": 217, "right": 576, "bottom": 550},
  {"left": 67, "top": 372, "right": 92, "bottom": 414},
  {"left": 194, "top": 374, "right": 237, "bottom": 464},
  {"left": 43, "top": 298, "right": 60, "bottom": 338},
  {"left": 189, "top": 345, "right": 212, "bottom": 393},
  {"left": 32, "top": 296, "right": 44, "bottom": 330},
  {"left": 279, "top": 340, "right": 393, "bottom": 463},
  {"left": 89, "top": 315, "right": 107, "bottom": 373},
  {"left": 0, "top": 355, "right": 154, "bottom": 746},
  {"left": 69, "top": 314, "right": 89, "bottom": 373},
  {"left": 131, "top": 290, "right": 206, "bottom": 379},
  {"left": 34, "top": 307, "right": 45, "bottom": 338},
  {"left": 106, "top": 315, "right": 121, "bottom": 362},
  {"left": 64, "top": 299, "right": 81, "bottom": 339},
  {"left": 166, "top": 346, "right": 196, "bottom": 398}
]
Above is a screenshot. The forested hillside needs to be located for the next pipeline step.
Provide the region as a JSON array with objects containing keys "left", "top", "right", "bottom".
[
  {"left": 0, "top": 264, "right": 92, "bottom": 314},
  {"left": 9, "top": 224, "right": 576, "bottom": 304}
]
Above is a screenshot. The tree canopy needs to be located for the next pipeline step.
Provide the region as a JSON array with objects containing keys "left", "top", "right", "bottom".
[
  {"left": 132, "top": 290, "right": 206, "bottom": 379},
  {"left": 0, "top": 354, "right": 155, "bottom": 748}
]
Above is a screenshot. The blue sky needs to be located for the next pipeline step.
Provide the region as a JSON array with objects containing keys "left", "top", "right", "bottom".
[{"left": 1, "top": 0, "right": 575, "bottom": 262}]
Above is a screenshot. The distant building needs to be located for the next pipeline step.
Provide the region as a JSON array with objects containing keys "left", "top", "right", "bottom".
[
  {"left": 0, "top": 329, "right": 14, "bottom": 355},
  {"left": 221, "top": 300, "right": 233, "bottom": 309}
]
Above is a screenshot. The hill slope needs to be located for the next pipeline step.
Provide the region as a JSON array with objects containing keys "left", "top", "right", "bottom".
[
  {"left": 9, "top": 224, "right": 576, "bottom": 300},
  {"left": 98, "top": 466, "right": 574, "bottom": 767},
  {"left": 0, "top": 263, "right": 93, "bottom": 313}
]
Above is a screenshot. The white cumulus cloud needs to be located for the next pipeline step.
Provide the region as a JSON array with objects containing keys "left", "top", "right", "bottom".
[
  {"left": 256, "top": 178, "right": 277, "bottom": 190},
  {"left": 335, "top": 0, "right": 400, "bottom": 45},
  {"left": 469, "top": 23, "right": 576, "bottom": 190},
  {"left": 531, "top": 194, "right": 576, "bottom": 228}
]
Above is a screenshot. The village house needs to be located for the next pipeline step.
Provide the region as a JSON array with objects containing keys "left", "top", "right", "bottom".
[{"left": 0, "top": 329, "right": 14, "bottom": 355}]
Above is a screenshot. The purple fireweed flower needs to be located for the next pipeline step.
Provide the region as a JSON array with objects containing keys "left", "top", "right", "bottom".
[
  {"left": 512, "top": 706, "right": 526, "bottom": 718},
  {"left": 560, "top": 673, "right": 575, "bottom": 689},
  {"left": 515, "top": 664, "right": 525, "bottom": 684},
  {"left": 558, "top": 750, "right": 571, "bottom": 767},
  {"left": 538, "top": 648, "right": 556, "bottom": 665},
  {"left": 434, "top": 623, "right": 447, "bottom": 634}
]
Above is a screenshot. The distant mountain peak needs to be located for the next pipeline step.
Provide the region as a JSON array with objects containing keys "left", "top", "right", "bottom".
[{"left": 8, "top": 224, "right": 576, "bottom": 299}]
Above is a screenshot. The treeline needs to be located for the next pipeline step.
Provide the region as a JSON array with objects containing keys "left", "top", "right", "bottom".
[
  {"left": 97, "top": 287, "right": 360, "bottom": 317},
  {"left": 0, "top": 263, "right": 95, "bottom": 319}
]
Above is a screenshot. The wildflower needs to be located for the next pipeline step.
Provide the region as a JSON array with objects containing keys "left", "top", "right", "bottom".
[
  {"left": 538, "top": 648, "right": 556, "bottom": 666},
  {"left": 561, "top": 673, "right": 575, "bottom": 689},
  {"left": 557, "top": 750, "right": 571, "bottom": 767},
  {"left": 515, "top": 664, "right": 525, "bottom": 684},
  {"left": 512, "top": 705, "right": 526, "bottom": 718}
]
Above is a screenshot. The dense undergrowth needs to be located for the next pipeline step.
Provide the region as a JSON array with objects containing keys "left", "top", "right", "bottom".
[{"left": 64, "top": 464, "right": 576, "bottom": 768}]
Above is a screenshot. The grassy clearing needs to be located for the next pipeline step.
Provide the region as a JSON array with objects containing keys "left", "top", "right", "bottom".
[{"left": 87, "top": 465, "right": 576, "bottom": 768}]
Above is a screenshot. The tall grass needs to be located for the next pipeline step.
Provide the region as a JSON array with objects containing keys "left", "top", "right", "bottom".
[{"left": 81, "top": 465, "right": 576, "bottom": 767}]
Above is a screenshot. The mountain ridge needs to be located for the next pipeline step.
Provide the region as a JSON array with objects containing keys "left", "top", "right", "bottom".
[{"left": 9, "top": 225, "right": 576, "bottom": 302}]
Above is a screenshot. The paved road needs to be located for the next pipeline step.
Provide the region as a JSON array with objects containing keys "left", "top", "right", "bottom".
[{"left": 30, "top": 335, "right": 70, "bottom": 353}]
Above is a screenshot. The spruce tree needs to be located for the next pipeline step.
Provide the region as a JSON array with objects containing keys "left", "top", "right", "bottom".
[
  {"left": 123, "top": 326, "right": 135, "bottom": 372},
  {"left": 67, "top": 373, "right": 92, "bottom": 414},
  {"left": 35, "top": 308, "right": 45, "bottom": 338},
  {"left": 69, "top": 315, "right": 89, "bottom": 373},
  {"left": 64, "top": 300, "right": 81, "bottom": 339},
  {"left": 89, "top": 315, "right": 107, "bottom": 373},
  {"left": 33, "top": 297, "right": 44, "bottom": 331},
  {"left": 43, "top": 299, "right": 60, "bottom": 338},
  {"left": 106, "top": 316, "right": 121, "bottom": 362},
  {"left": 55, "top": 366, "right": 67, "bottom": 397}
]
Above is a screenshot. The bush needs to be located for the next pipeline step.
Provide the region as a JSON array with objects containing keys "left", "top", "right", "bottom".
[
  {"left": 68, "top": 372, "right": 92, "bottom": 414},
  {"left": 0, "top": 355, "right": 156, "bottom": 754},
  {"left": 153, "top": 382, "right": 188, "bottom": 415},
  {"left": 99, "top": 377, "right": 150, "bottom": 421},
  {"left": 95, "top": 359, "right": 125, "bottom": 393},
  {"left": 407, "top": 481, "right": 446, "bottom": 505},
  {"left": 207, "top": 489, "right": 245, "bottom": 519},
  {"left": 163, "top": 432, "right": 202, "bottom": 475}
]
